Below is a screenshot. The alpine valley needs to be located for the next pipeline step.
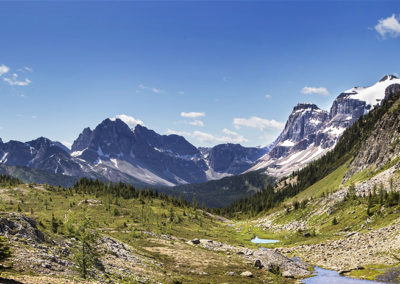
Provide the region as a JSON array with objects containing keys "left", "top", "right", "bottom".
[
  {"left": 4, "top": 3, "right": 400, "bottom": 284},
  {"left": 2, "top": 73, "right": 400, "bottom": 283}
]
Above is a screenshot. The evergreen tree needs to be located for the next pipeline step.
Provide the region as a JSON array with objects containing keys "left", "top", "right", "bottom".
[
  {"left": 0, "top": 236, "right": 11, "bottom": 275},
  {"left": 71, "top": 214, "right": 99, "bottom": 279},
  {"left": 0, "top": 236, "right": 11, "bottom": 263}
]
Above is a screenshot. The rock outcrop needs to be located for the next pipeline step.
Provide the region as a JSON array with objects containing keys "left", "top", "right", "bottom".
[{"left": 187, "top": 238, "right": 311, "bottom": 278}]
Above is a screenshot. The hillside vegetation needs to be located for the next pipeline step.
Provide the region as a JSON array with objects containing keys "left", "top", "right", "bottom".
[{"left": 0, "top": 177, "right": 302, "bottom": 283}]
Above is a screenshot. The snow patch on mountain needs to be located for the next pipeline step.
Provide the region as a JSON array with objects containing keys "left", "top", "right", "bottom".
[{"left": 345, "top": 75, "right": 400, "bottom": 108}]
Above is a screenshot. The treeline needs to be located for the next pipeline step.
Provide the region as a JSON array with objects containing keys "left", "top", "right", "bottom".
[
  {"left": 70, "top": 178, "right": 192, "bottom": 208},
  {"left": 217, "top": 91, "right": 400, "bottom": 217},
  {"left": 174, "top": 170, "right": 275, "bottom": 208},
  {"left": 0, "top": 174, "right": 21, "bottom": 187},
  {"left": 365, "top": 183, "right": 400, "bottom": 215}
]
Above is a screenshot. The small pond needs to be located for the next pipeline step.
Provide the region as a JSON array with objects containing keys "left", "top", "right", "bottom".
[
  {"left": 303, "top": 266, "right": 383, "bottom": 284},
  {"left": 251, "top": 236, "right": 279, "bottom": 244}
]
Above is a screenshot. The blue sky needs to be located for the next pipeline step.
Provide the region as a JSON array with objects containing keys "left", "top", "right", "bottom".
[{"left": 0, "top": 1, "right": 399, "bottom": 147}]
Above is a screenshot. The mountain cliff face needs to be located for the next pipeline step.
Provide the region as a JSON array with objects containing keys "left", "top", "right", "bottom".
[
  {"left": 344, "top": 90, "right": 400, "bottom": 181},
  {"left": 201, "top": 144, "right": 267, "bottom": 175},
  {"left": 268, "top": 103, "right": 328, "bottom": 159},
  {"left": 250, "top": 75, "right": 400, "bottom": 177}
]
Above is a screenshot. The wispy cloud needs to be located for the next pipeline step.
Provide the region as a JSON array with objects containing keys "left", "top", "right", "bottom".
[
  {"left": 222, "top": 128, "right": 240, "bottom": 136},
  {"left": 178, "top": 91, "right": 185, "bottom": 95},
  {"left": 1, "top": 64, "right": 33, "bottom": 87},
  {"left": 166, "top": 128, "right": 247, "bottom": 144},
  {"left": 0, "top": 64, "right": 9, "bottom": 76},
  {"left": 23, "top": 66, "right": 33, "bottom": 72},
  {"left": 112, "top": 114, "right": 144, "bottom": 128},
  {"left": 152, "top": 88, "right": 163, "bottom": 94},
  {"left": 233, "top": 116, "right": 284, "bottom": 131},
  {"left": 180, "top": 112, "right": 205, "bottom": 118},
  {"left": 137, "top": 83, "right": 164, "bottom": 94},
  {"left": 188, "top": 120, "right": 204, "bottom": 127},
  {"left": 3, "top": 77, "right": 32, "bottom": 86},
  {"left": 301, "top": 86, "right": 329, "bottom": 96},
  {"left": 375, "top": 14, "right": 400, "bottom": 38},
  {"left": 265, "top": 94, "right": 272, "bottom": 99}
]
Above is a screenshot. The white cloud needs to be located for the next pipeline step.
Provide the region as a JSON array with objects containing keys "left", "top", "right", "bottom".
[
  {"left": 188, "top": 120, "right": 204, "bottom": 127},
  {"left": 138, "top": 84, "right": 164, "bottom": 94},
  {"left": 1, "top": 65, "right": 33, "bottom": 87},
  {"left": 265, "top": 94, "right": 272, "bottom": 99},
  {"left": 222, "top": 128, "right": 239, "bottom": 136},
  {"left": 180, "top": 111, "right": 205, "bottom": 118},
  {"left": 178, "top": 91, "right": 184, "bottom": 95},
  {"left": 233, "top": 116, "right": 284, "bottom": 131},
  {"left": 3, "top": 77, "right": 32, "bottom": 86},
  {"left": 301, "top": 86, "right": 329, "bottom": 96},
  {"left": 0, "top": 64, "right": 10, "bottom": 76},
  {"left": 113, "top": 114, "right": 144, "bottom": 128},
  {"left": 375, "top": 14, "right": 400, "bottom": 38},
  {"left": 165, "top": 129, "right": 190, "bottom": 137},
  {"left": 152, "top": 88, "right": 163, "bottom": 94},
  {"left": 166, "top": 128, "right": 247, "bottom": 144},
  {"left": 61, "top": 141, "right": 72, "bottom": 149}
]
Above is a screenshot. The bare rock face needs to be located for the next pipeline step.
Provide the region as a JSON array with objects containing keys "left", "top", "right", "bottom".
[
  {"left": 70, "top": 127, "right": 92, "bottom": 152},
  {"left": 329, "top": 95, "right": 366, "bottom": 129},
  {"left": 279, "top": 103, "right": 329, "bottom": 144},
  {"left": 345, "top": 93, "right": 400, "bottom": 181},
  {"left": 202, "top": 143, "right": 267, "bottom": 175},
  {"left": 0, "top": 212, "right": 45, "bottom": 243},
  {"left": 385, "top": 83, "right": 400, "bottom": 101}
]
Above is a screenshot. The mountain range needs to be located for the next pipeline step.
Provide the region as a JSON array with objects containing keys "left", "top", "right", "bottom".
[
  {"left": 0, "top": 119, "right": 267, "bottom": 187},
  {"left": 249, "top": 74, "right": 400, "bottom": 176},
  {"left": 0, "top": 75, "right": 399, "bottom": 192}
]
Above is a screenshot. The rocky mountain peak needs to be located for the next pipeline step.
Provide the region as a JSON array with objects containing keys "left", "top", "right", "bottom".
[
  {"left": 278, "top": 103, "right": 328, "bottom": 144},
  {"left": 27, "top": 137, "right": 52, "bottom": 149},
  {"left": 205, "top": 143, "right": 267, "bottom": 174},
  {"left": 292, "top": 103, "right": 321, "bottom": 112},
  {"left": 88, "top": 118, "right": 135, "bottom": 157},
  {"left": 71, "top": 127, "right": 92, "bottom": 152},
  {"left": 379, "top": 74, "right": 398, "bottom": 82}
]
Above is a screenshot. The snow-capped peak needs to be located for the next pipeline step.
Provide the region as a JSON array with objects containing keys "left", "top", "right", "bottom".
[{"left": 343, "top": 75, "right": 400, "bottom": 108}]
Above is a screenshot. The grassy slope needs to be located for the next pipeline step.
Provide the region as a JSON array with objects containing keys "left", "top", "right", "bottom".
[
  {"left": 0, "top": 183, "right": 288, "bottom": 283},
  {"left": 285, "top": 161, "right": 350, "bottom": 203}
]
